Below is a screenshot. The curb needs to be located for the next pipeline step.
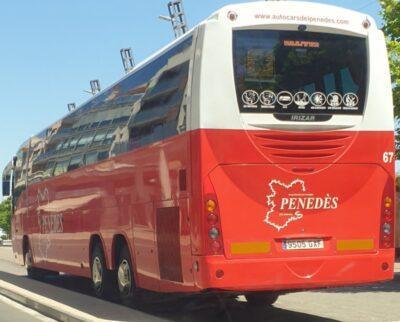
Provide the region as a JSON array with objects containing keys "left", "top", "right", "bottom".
[{"left": 0, "top": 279, "right": 106, "bottom": 322}]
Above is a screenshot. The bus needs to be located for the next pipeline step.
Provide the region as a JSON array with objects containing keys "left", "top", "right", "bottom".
[{"left": 2, "top": 1, "right": 395, "bottom": 306}]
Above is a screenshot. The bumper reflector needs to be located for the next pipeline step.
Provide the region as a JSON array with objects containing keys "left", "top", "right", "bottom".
[
  {"left": 231, "top": 242, "right": 271, "bottom": 255},
  {"left": 336, "top": 239, "right": 374, "bottom": 251}
]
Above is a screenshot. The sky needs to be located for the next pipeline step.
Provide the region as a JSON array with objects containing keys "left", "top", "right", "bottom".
[{"left": 0, "top": 0, "right": 383, "bottom": 195}]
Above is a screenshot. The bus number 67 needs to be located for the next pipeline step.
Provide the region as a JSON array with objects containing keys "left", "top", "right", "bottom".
[{"left": 383, "top": 152, "right": 394, "bottom": 163}]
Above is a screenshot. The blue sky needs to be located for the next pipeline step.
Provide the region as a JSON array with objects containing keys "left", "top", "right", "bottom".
[{"left": 0, "top": 0, "right": 383, "bottom": 193}]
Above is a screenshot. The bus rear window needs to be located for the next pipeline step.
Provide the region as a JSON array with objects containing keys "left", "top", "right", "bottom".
[{"left": 233, "top": 30, "right": 367, "bottom": 116}]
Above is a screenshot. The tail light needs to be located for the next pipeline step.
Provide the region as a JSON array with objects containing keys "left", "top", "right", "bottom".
[
  {"left": 380, "top": 178, "right": 395, "bottom": 249},
  {"left": 203, "top": 176, "right": 224, "bottom": 255}
]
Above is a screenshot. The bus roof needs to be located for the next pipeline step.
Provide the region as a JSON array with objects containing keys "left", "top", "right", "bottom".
[{"left": 20, "top": 0, "right": 377, "bottom": 151}]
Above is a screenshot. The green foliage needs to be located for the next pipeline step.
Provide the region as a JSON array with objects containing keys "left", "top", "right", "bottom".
[
  {"left": 380, "top": 1, "right": 400, "bottom": 157},
  {"left": 0, "top": 198, "right": 11, "bottom": 238}
]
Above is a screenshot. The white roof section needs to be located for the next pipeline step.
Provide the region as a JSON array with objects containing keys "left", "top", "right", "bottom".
[{"left": 206, "top": 1, "right": 377, "bottom": 36}]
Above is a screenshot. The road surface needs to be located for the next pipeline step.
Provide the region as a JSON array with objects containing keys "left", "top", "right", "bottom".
[{"left": 1, "top": 246, "right": 400, "bottom": 321}]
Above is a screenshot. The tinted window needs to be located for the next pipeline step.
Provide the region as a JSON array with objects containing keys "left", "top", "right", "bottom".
[
  {"left": 91, "top": 122, "right": 100, "bottom": 129},
  {"left": 93, "top": 130, "right": 107, "bottom": 145},
  {"left": 28, "top": 35, "right": 193, "bottom": 183},
  {"left": 98, "top": 151, "right": 108, "bottom": 161},
  {"left": 13, "top": 147, "right": 28, "bottom": 205},
  {"left": 129, "top": 61, "right": 190, "bottom": 149},
  {"left": 68, "top": 137, "right": 79, "bottom": 150},
  {"left": 99, "top": 120, "right": 112, "bottom": 127},
  {"left": 53, "top": 160, "right": 69, "bottom": 176},
  {"left": 61, "top": 139, "right": 70, "bottom": 150},
  {"left": 112, "top": 116, "right": 129, "bottom": 125},
  {"left": 233, "top": 30, "right": 367, "bottom": 115},
  {"left": 44, "top": 161, "right": 55, "bottom": 178},
  {"left": 104, "top": 131, "right": 115, "bottom": 145},
  {"left": 77, "top": 134, "right": 94, "bottom": 149},
  {"left": 55, "top": 141, "right": 64, "bottom": 151},
  {"left": 68, "top": 155, "right": 83, "bottom": 172},
  {"left": 84, "top": 152, "right": 98, "bottom": 166}
]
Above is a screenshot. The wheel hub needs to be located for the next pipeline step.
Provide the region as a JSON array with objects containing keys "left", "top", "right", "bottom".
[
  {"left": 25, "top": 251, "right": 32, "bottom": 268},
  {"left": 92, "top": 257, "right": 103, "bottom": 288},
  {"left": 118, "top": 259, "right": 131, "bottom": 294}
]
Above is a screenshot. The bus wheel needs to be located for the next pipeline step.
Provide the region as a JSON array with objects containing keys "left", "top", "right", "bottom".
[
  {"left": 25, "top": 247, "right": 43, "bottom": 280},
  {"left": 117, "top": 245, "right": 136, "bottom": 304},
  {"left": 245, "top": 292, "right": 279, "bottom": 307},
  {"left": 91, "top": 244, "right": 117, "bottom": 299}
]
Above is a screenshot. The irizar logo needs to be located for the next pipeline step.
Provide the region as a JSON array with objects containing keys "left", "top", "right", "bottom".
[
  {"left": 290, "top": 114, "right": 316, "bottom": 122},
  {"left": 265, "top": 179, "right": 339, "bottom": 231}
]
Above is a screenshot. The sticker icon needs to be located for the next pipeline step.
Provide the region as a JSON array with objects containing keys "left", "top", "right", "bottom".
[
  {"left": 277, "top": 91, "right": 293, "bottom": 108},
  {"left": 327, "top": 93, "right": 342, "bottom": 107},
  {"left": 260, "top": 90, "right": 276, "bottom": 107},
  {"left": 294, "top": 92, "right": 310, "bottom": 109},
  {"left": 343, "top": 93, "right": 359, "bottom": 107},
  {"left": 242, "top": 90, "right": 259, "bottom": 107},
  {"left": 311, "top": 92, "right": 327, "bottom": 107}
]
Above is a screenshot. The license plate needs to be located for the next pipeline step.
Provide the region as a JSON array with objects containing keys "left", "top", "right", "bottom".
[{"left": 282, "top": 239, "right": 324, "bottom": 250}]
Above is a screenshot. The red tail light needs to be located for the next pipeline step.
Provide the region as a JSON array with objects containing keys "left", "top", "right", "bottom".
[
  {"left": 380, "top": 178, "right": 395, "bottom": 249},
  {"left": 203, "top": 176, "right": 224, "bottom": 255}
]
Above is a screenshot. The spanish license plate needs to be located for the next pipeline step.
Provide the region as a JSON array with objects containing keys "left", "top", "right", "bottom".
[{"left": 282, "top": 239, "right": 324, "bottom": 250}]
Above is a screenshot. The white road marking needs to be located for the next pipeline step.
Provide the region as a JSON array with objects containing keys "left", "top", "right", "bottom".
[{"left": 0, "top": 294, "right": 56, "bottom": 322}]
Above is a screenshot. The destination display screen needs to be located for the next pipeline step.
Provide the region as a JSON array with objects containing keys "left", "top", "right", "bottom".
[{"left": 233, "top": 30, "right": 367, "bottom": 116}]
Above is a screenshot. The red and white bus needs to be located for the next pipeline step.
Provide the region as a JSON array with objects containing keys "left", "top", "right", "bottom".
[{"left": 2, "top": 1, "right": 396, "bottom": 305}]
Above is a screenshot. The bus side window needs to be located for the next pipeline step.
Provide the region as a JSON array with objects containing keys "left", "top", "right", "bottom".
[
  {"left": 44, "top": 161, "right": 55, "bottom": 178},
  {"left": 97, "top": 151, "right": 108, "bottom": 162},
  {"left": 2, "top": 162, "right": 12, "bottom": 197},
  {"left": 68, "top": 137, "right": 79, "bottom": 151},
  {"left": 129, "top": 61, "right": 191, "bottom": 149},
  {"left": 84, "top": 152, "right": 98, "bottom": 166},
  {"left": 53, "top": 160, "right": 69, "bottom": 177},
  {"left": 76, "top": 133, "right": 95, "bottom": 149},
  {"left": 68, "top": 155, "right": 83, "bottom": 172},
  {"left": 92, "top": 130, "right": 107, "bottom": 147}
]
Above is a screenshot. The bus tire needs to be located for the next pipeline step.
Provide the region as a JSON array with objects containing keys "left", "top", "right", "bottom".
[
  {"left": 91, "top": 244, "right": 117, "bottom": 300},
  {"left": 245, "top": 292, "right": 279, "bottom": 307},
  {"left": 117, "top": 244, "right": 137, "bottom": 305},
  {"left": 25, "top": 245, "right": 45, "bottom": 280}
]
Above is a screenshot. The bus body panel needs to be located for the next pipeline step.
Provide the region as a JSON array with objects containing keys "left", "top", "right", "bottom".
[{"left": 16, "top": 132, "right": 196, "bottom": 292}]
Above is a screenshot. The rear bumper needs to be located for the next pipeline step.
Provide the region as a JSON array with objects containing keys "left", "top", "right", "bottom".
[{"left": 193, "top": 250, "right": 394, "bottom": 292}]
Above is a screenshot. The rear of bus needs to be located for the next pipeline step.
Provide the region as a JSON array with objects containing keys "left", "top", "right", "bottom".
[{"left": 190, "top": 2, "right": 395, "bottom": 293}]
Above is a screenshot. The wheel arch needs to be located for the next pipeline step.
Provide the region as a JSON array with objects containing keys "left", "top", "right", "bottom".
[
  {"left": 22, "top": 235, "right": 29, "bottom": 265},
  {"left": 89, "top": 234, "right": 109, "bottom": 269},
  {"left": 111, "top": 233, "right": 136, "bottom": 274}
]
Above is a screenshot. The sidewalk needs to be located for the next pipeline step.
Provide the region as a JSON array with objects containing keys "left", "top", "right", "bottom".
[
  {"left": 0, "top": 250, "right": 166, "bottom": 322},
  {"left": 0, "top": 247, "right": 15, "bottom": 263}
]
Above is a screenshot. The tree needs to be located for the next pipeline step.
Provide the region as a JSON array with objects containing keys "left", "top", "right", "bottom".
[
  {"left": 0, "top": 198, "right": 12, "bottom": 238},
  {"left": 380, "top": 1, "right": 400, "bottom": 156}
]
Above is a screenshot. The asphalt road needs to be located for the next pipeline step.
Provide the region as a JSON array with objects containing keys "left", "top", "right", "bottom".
[{"left": 1, "top": 246, "right": 400, "bottom": 322}]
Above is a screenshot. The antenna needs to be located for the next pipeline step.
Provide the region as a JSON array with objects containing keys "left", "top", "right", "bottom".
[
  {"left": 67, "top": 103, "right": 76, "bottom": 112},
  {"left": 84, "top": 79, "right": 101, "bottom": 95},
  {"left": 120, "top": 48, "right": 135, "bottom": 74},
  {"left": 159, "top": 0, "right": 188, "bottom": 38}
]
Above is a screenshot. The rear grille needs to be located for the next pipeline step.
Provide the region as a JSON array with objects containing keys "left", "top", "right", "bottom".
[
  {"left": 254, "top": 134, "right": 349, "bottom": 142},
  {"left": 250, "top": 131, "right": 354, "bottom": 168},
  {"left": 272, "top": 153, "right": 336, "bottom": 159}
]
